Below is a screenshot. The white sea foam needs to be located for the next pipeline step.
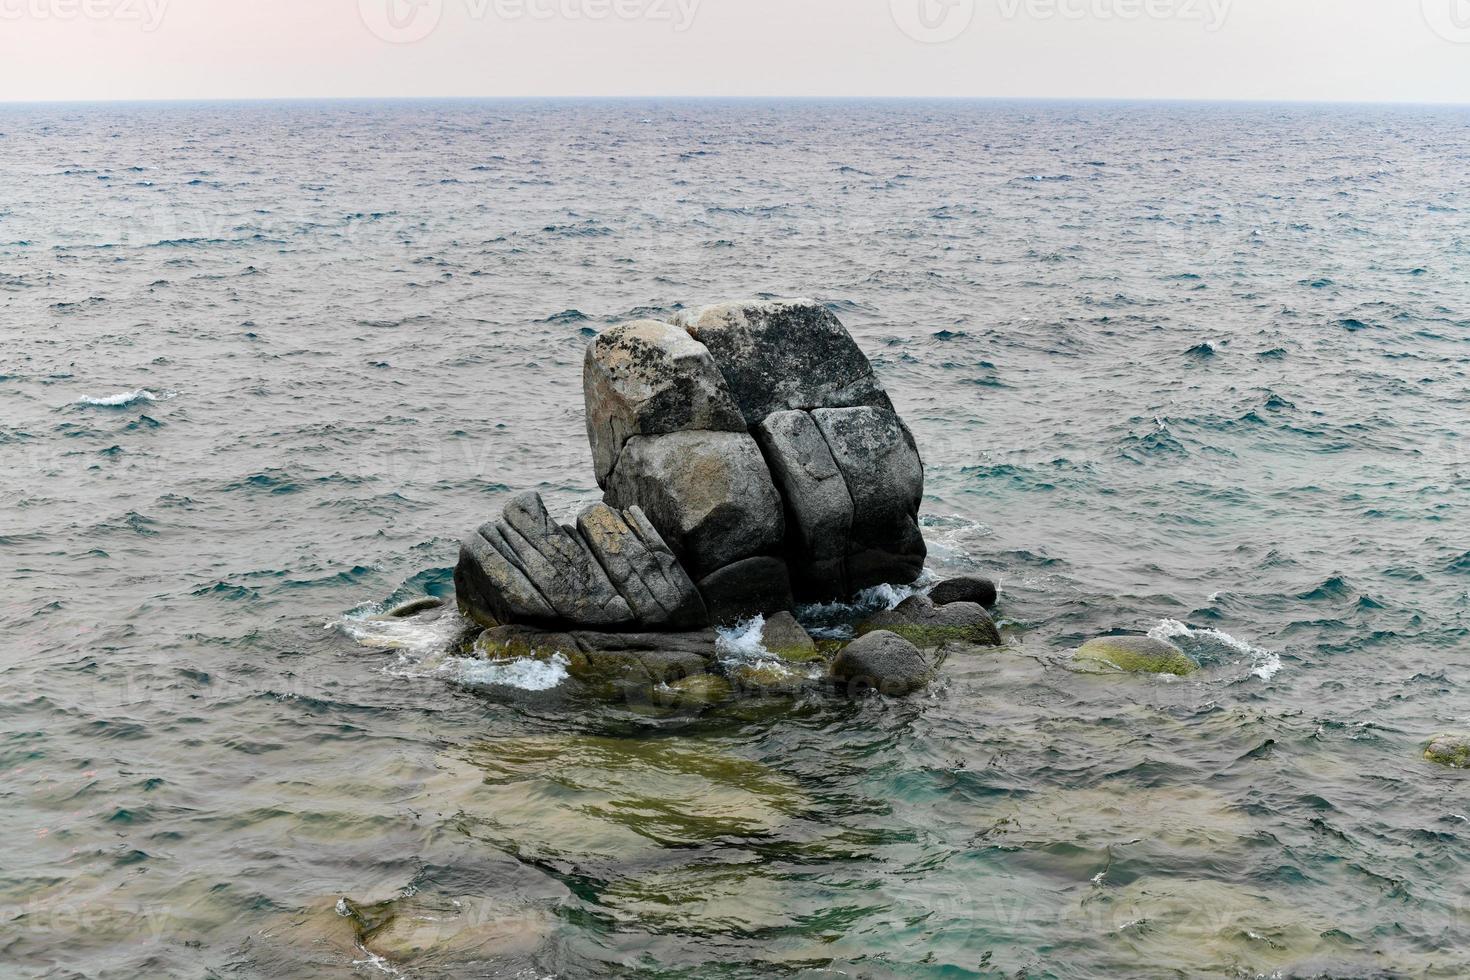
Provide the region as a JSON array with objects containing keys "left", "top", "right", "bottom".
[
  {"left": 1149, "top": 619, "right": 1283, "bottom": 681},
  {"left": 716, "top": 615, "right": 769, "bottom": 660},
  {"left": 73, "top": 388, "right": 174, "bottom": 407},
  {"left": 332, "top": 603, "right": 571, "bottom": 692},
  {"left": 447, "top": 653, "right": 570, "bottom": 691}
]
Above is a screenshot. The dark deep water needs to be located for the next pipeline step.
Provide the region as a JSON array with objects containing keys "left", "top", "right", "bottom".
[{"left": 2, "top": 98, "right": 1469, "bottom": 978}]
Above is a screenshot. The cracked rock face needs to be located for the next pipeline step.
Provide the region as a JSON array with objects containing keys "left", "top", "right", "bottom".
[
  {"left": 678, "top": 299, "right": 894, "bottom": 426},
  {"left": 604, "top": 430, "right": 785, "bottom": 579},
  {"left": 583, "top": 319, "right": 746, "bottom": 489},
  {"left": 456, "top": 299, "right": 928, "bottom": 634}
]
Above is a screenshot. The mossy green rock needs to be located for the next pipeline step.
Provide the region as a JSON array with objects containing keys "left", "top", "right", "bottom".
[
  {"left": 729, "top": 661, "right": 810, "bottom": 695},
  {"left": 857, "top": 595, "right": 1000, "bottom": 649},
  {"left": 664, "top": 673, "right": 732, "bottom": 707},
  {"left": 1075, "top": 635, "right": 1199, "bottom": 676},
  {"left": 1424, "top": 734, "right": 1470, "bottom": 769},
  {"left": 760, "top": 611, "right": 822, "bottom": 662}
]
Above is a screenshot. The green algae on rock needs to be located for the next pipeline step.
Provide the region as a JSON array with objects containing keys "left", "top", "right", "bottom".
[
  {"left": 857, "top": 595, "right": 1001, "bottom": 649},
  {"left": 1424, "top": 734, "right": 1470, "bottom": 769},
  {"left": 1074, "top": 635, "right": 1199, "bottom": 676}
]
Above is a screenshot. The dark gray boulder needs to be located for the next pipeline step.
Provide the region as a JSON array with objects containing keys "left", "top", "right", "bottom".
[
  {"left": 476, "top": 624, "right": 717, "bottom": 687},
  {"left": 929, "top": 575, "right": 999, "bottom": 610},
  {"left": 811, "top": 407, "right": 926, "bottom": 592},
  {"left": 454, "top": 525, "right": 559, "bottom": 628},
  {"left": 576, "top": 503, "right": 708, "bottom": 629},
  {"left": 830, "top": 631, "right": 930, "bottom": 696},
  {"left": 755, "top": 410, "right": 853, "bottom": 597},
  {"left": 697, "top": 556, "right": 794, "bottom": 625},
  {"left": 858, "top": 595, "right": 1000, "bottom": 648},
  {"left": 604, "top": 430, "right": 784, "bottom": 578},
  {"left": 583, "top": 319, "right": 747, "bottom": 488},
  {"left": 679, "top": 299, "right": 893, "bottom": 426},
  {"left": 499, "top": 492, "right": 635, "bottom": 628}
]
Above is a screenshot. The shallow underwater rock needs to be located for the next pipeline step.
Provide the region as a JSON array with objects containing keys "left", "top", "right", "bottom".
[
  {"left": 374, "top": 596, "right": 446, "bottom": 620},
  {"left": 605, "top": 430, "right": 784, "bottom": 578},
  {"left": 663, "top": 673, "right": 732, "bottom": 708},
  {"left": 697, "top": 556, "right": 795, "bottom": 625},
  {"left": 830, "top": 630, "right": 931, "bottom": 695},
  {"left": 436, "top": 737, "right": 806, "bottom": 859},
  {"left": 760, "top": 610, "right": 820, "bottom": 662},
  {"left": 678, "top": 299, "right": 893, "bottom": 426},
  {"left": 728, "top": 660, "right": 812, "bottom": 696},
  {"left": 1424, "top": 734, "right": 1470, "bottom": 769},
  {"left": 583, "top": 318, "right": 747, "bottom": 488},
  {"left": 858, "top": 595, "right": 1001, "bottom": 649},
  {"left": 928, "top": 574, "right": 998, "bottom": 610},
  {"left": 575, "top": 503, "right": 708, "bottom": 629},
  {"left": 340, "top": 894, "right": 552, "bottom": 968},
  {"left": 1075, "top": 635, "right": 1199, "bottom": 676}
]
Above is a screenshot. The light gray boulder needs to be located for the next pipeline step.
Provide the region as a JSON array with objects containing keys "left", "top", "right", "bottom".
[
  {"left": 812, "top": 406, "right": 926, "bottom": 591},
  {"left": 583, "top": 319, "right": 746, "bottom": 488},
  {"left": 697, "top": 557, "right": 794, "bottom": 625},
  {"left": 678, "top": 299, "right": 894, "bottom": 426},
  {"left": 830, "top": 631, "right": 930, "bottom": 696},
  {"left": 575, "top": 503, "right": 708, "bottom": 630},
  {"left": 604, "top": 430, "right": 784, "bottom": 578}
]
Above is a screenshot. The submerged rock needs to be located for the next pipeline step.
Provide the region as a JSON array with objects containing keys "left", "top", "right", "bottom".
[
  {"left": 678, "top": 299, "right": 893, "bottom": 426},
  {"left": 1075, "top": 635, "right": 1199, "bottom": 676},
  {"left": 697, "top": 556, "right": 794, "bottom": 625},
  {"left": 760, "top": 610, "right": 820, "bottom": 662},
  {"left": 929, "top": 575, "right": 998, "bottom": 610},
  {"left": 340, "top": 894, "right": 552, "bottom": 968},
  {"left": 374, "top": 596, "right": 446, "bottom": 620},
  {"left": 729, "top": 660, "right": 812, "bottom": 696},
  {"left": 1424, "top": 734, "right": 1470, "bottom": 769},
  {"left": 830, "top": 630, "right": 930, "bottom": 695},
  {"left": 583, "top": 319, "right": 746, "bottom": 488},
  {"left": 605, "top": 430, "right": 784, "bottom": 578},
  {"left": 858, "top": 595, "right": 1001, "bottom": 648}
]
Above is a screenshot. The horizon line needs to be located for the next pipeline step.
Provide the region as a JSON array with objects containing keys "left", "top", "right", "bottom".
[{"left": 1, "top": 94, "right": 1469, "bottom": 109}]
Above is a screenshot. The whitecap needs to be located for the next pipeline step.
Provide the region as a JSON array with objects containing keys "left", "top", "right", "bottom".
[
  {"left": 73, "top": 388, "right": 174, "bottom": 408},
  {"left": 445, "top": 653, "right": 570, "bottom": 691},
  {"left": 716, "top": 615, "right": 768, "bottom": 660},
  {"left": 1149, "top": 619, "right": 1283, "bottom": 681}
]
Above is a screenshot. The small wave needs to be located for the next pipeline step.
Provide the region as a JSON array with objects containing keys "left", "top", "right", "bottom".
[
  {"left": 1149, "top": 619, "right": 1282, "bottom": 681},
  {"left": 334, "top": 604, "right": 568, "bottom": 692},
  {"left": 73, "top": 389, "right": 173, "bottom": 408},
  {"left": 716, "top": 616, "right": 769, "bottom": 660},
  {"left": 448, "top": 654, "right": 570, "bottom": 691}
]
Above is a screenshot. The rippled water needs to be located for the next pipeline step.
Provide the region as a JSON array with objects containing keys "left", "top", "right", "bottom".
[{"left": 3, "top": 99, "right": 1470, "bottom": 978}]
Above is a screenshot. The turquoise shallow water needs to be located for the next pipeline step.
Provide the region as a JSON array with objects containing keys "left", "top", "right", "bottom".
[{"left": 2, "top": 98, "right": 1469, "bottom": 978}]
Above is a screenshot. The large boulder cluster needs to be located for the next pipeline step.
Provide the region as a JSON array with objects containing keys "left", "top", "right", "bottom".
[{"left": 456, "top": 300, "right": 928, "bottom": 636}]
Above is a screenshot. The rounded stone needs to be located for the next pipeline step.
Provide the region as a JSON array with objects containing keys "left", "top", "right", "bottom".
[
  {"left": 857, "top": 595, "right": 1001, "bottom": 648},
  {"left": 1075, "top": 635, "right": 1199, "bottom": 677},
  {"left": 1424, "top": 734, "right": 1470, "bottom": 769},
  {"left": 830, "top": 630, "right": 930, "bottom": 696},
  {"left": 928, "top": 575, "right": 998, "bottom": 610}
]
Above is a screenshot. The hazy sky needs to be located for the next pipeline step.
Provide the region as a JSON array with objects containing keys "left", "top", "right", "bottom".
[{"left": 1, "top": 0, "right": 1468, "bottom": 103}]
